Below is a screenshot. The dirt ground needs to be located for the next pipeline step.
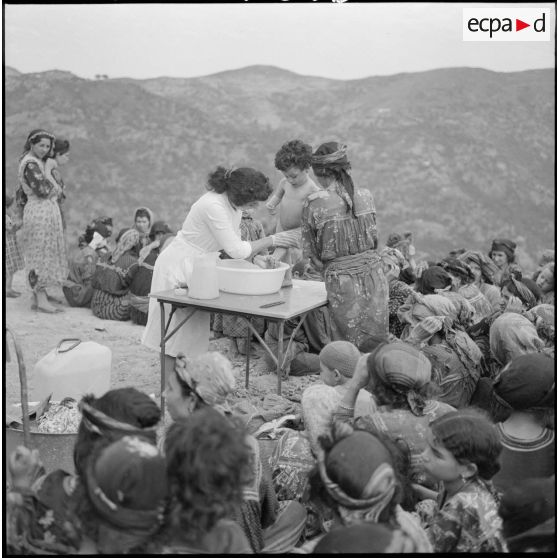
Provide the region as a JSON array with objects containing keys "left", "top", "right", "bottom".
[{"left": 5, "top": 270, "right": 320, "bottom": 419}]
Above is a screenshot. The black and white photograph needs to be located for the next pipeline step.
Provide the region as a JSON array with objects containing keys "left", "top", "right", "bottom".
[{"left": 4, "top": 1, "right": 556, "bottom": 554}]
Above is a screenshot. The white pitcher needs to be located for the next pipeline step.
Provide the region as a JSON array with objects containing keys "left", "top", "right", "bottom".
[{"left": 188, "top": 252, "right": 220, "bottom": 299}]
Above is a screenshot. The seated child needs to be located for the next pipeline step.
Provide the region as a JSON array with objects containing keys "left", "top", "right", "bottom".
[
  {"left": 418, "top": 408, "right": 507, "bottom": 553},
  {"left": 266, "top": 139, "right": 320, "bottom": 285}
]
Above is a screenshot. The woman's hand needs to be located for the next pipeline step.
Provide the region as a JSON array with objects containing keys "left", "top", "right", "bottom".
[
  {"left": 9, "top": 446, "right": 43, "bottom": 490},
  {"left": 349, "top": 354, "right": 371, "bottom": 391}
]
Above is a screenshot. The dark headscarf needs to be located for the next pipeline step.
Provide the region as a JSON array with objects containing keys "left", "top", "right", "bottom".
[
  {"left": 459, "top": 249, "right": 498, "bottom": 285},
  {"left": 503, "top": 275, "right": 538, "bottom": 310},
  {"left": 493, "top": 353, "right": 555, "bottom": 410},
  {"left": 148, "top": 220, "right": 172, "bottom": 240},
  {"left": 311, "top": 142, "right": 357, "bottom": 216},
  {"left": 490, "top": 238, "right": 516, "bottom": 262},
  {"left": 415, "top": 265, "right": 452, "bottom": 295},
  {"left": 439, "top": 257, "right": 475, "bottom": 285}
]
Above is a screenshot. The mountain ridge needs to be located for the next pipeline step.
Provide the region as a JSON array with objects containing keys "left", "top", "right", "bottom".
[{"left": 4, "top": 65, "right": 554, "bottom": 267}]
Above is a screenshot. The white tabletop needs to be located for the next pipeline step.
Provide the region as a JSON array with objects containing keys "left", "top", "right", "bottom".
[{"left": 149, "top": 279, "right": 328, "bottom": 320}]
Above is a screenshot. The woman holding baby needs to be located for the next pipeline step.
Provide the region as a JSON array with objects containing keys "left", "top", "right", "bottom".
[
  {"left": 141, "top": 166, "right": 299, "bottom": 372},
  {"left": 301, "top": 141, "right": 389, "bottom": 348}
]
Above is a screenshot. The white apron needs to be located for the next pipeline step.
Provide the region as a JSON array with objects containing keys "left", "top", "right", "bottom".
[{"left": 141, "top": 234, "right": 210, "bottom": 358}]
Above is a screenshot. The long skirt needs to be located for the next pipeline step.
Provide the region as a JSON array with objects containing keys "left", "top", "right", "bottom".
[
  {"left": 324, "top": 250, "right": 388, "bottom": 347},
  {"left": 6, "top": 231, "right": 25, "bottom": 275},
  {"left": 141, "top": 236, "right": 210, "bottom": 358},
  {"left": 23, "top": 197, "right": 67, "bottom": 290},
  {"left": 91, "top": 289, "right": 131, "bottom": 321}
]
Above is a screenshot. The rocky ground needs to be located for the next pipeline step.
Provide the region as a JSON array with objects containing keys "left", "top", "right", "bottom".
[{"left": 5, "top": 270, "right": 320, "bottom": 419}]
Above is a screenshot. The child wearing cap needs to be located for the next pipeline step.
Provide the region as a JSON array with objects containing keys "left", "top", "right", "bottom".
[
  {"left": 491, "top": 353, "right": 555, "bottom": 492},
  {"left": 301, "top": 341, "right": 375, "bottom": 455}
]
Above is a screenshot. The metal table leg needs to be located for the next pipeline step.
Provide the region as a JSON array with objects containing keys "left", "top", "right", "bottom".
[
  {"left": 159, "top": 301, "right": 166, "bottom": 415},
  {"left": 245, "top": 317, "right": 252, "bottom": 389},
  {"left": 277, "top": 320, "right": 284, "bottom": 395}
]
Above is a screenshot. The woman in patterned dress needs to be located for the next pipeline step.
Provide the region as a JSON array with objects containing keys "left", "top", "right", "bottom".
[
  {"left": 18, "top": 129, "right": 68, "bottom": 313},
  {"left": 90, "top": 228, "right": 140, "bottom": 321},
  {"left": 301, "top": 142, "right": 388, "bottom": 347}
]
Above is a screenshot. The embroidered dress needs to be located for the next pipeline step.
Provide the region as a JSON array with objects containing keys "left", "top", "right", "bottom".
[
  {"left": 493, "top": 423, "right": 555, "bottom": 492},
  {"left": 424, "top": 478, "right": 508, "bottom": 553},
  {"left": 301, "top": 188, "right": 388, "bottom": 346},
  {"left": 90, "top": 251, "right": 138, "bottom": 321},
  {"left": 5, "top": 212, "right": 25, "bottom": 275},
  {"left": 18, "top": 153, "right": 68, "bottom": 290}
]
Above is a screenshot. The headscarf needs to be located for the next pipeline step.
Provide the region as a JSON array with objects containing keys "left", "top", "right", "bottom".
[
  {"left": 311, "top": 142, "right": 357, "bottom": 216},
  {"left": 314, "top": 523, "right": 403, "bottom": 553},
  {"left": 174, "top": 351, "right": 236, "bottom": 414},
  {"left": 439, "top": 257, "right": 475, "bottom": 285},
  {"left": 111, "top": 228, "right": 140, "bottom": 263},
  {"left": 148, "top": 220, "right": 172, "bottom": 241},
  {"left": 85, "top": 436, "right": 167, "bottom": 554},
  {"left": 380, "top": 247, "right": 407, "bottom": 281},
  {"left": 439, "top": 290, "right": 476, "bottom": 328},
  {"left": 493, "top": 353, "right": 555, "bottom": 411},
  {"left": 368, "top": 341, "right": 432, "bottom": 415},
  {"left": 415, "top": 265, "right": 452, "bottom": 295},
  {"left": 317, "top": 423, "right": 397, "bottom": 525},
  {"left": 399, "top": 293, "right": 482, "bottom": 372},
  {"left": 489, "top": 313, "right": 544, "bottom": 366},
  {"left": 527, "top": 304, "right": 555, "bottom": 345},
  {"left": 490, "top": 238, "right": 516, "bottom": 262},
  {"left": 459, "top": 249, "right": 498, "bottom": 285},
  {"left": 504, "top": 275, "right": 538, "bottom": 310}
]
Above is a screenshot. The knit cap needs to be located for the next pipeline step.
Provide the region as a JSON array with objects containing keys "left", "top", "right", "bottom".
[
  {"left": 493, "top": 353, "right": 555, "bottom": 410},
  {"left": 319, "top": 341, "right": 361, "bottom": 378}
]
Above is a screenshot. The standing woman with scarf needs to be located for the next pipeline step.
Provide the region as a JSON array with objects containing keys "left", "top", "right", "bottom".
[
  {"left": 17, "top": 129, "right": 68, "bottom": 313},
  {"left": 301, "top": 142, "right": 388, "bottom": 347}
]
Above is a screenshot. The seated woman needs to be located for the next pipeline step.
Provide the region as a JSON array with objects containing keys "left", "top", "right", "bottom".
[
  {"left": 132, "top": 206, "right": 155, "bottom": 249},
  {"left": 90, "top": 228, "right": 140, "bottom": 321},
  {"left": 301, "top": 421, "right": 431, "bottom": 553},
  {"left": 63, "top": 217, "right": 113, "bottom": 307},
  {"left": 527, "top": 303, "right": 555, "bottom": 356},
  {"left": 6, "top": 388, "right": 162, "bottom": 554},
  {"left": 163, "top": 352, "right": 306, "bottom": 553},
  {"left": 129, "top": 231, "right": 175, "bottom": 326},
  {"left": 470, "top": 312, "right": 546, "bottom": 421},
  {"left": 535, "top": 262, "right": 555, "bottom": 306},
  {"left": 333, "top": 341, "right": 455, "bottom": 485},
  {"left": 459, "top": 249, "right": 502, "bottom": 312},
  {"left": 439, "top": 256, "right": 492, "bottom": 324},
  {"left": 380, "top": 247, "right": 414, "bottom": 338},
  {"left": 491, "top": 353, "right": 555, "bottom": 493},
  {"left": 398, "top": 293, "right": 483, "bottom": 408},
  {"left": 489, "top": 238, "right": 522, "bottom": 287}
]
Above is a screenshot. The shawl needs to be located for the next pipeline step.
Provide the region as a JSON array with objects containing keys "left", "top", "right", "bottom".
[
  {"left": 311, "top": 142, "right": 357, "bottom": 215},
  {"left": 111, "top": 229, "right": 140, "bottom": 263},
  {"left": 459, "top": 249, "right": 498, "bottom": 285},
  {"left": 507, "top": 276, "right": 537, "bottom": 310},
  {"left": 489, "top": 313, "right": 545, "bottom": 366},
  {"left": 17, "top": 152, "right": 53, "bottom": 198}
]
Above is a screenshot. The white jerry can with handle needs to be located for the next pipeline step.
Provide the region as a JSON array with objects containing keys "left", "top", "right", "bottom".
[{"left": 33, "top": 338, "right": 112, "bottom": 401}]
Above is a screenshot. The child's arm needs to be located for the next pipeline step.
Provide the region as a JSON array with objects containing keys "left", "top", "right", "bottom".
[{"left": 265, "top": 181, "right": 286, "bottom": 214}]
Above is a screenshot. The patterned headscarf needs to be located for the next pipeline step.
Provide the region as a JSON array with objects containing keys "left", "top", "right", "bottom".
[
  {"left": 318, "top": 423, "right": 397, "bottom": 525},
  {"left": 174, "top": 352, "right": 236, "bottom": 414},
  {"left": 111, "top": 228, "right": 140, "bottom": 263},
  {"left": 368, "top": 341, "right": 432, "bottom": 416},
  {"left": 503, "top": 276, "right": 538, "bottom": 310},
  {"left": 311, "top": 142, "right": 357, "bottom": 216},
  {"left": 489, "top": 313, "right": 544, "bottom": 366},
  {"left": 380, "top": 247, "right": 408, "bottom": 281},
  {"left": 527, "top": 304, "right": 555, "bottom": 346},
  {"left": 459, "top": 249, "right": 498, "bottom": 285},
  {"left": 490, "top": 238, "right": 516, "bottom": 262}
]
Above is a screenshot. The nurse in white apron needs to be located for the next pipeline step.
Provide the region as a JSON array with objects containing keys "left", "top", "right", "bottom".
[{"left": 142, "top": 165, "right": 299, "bottom": 374}]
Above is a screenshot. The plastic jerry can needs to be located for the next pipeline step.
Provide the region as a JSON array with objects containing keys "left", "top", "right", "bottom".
[{"left": 33, "top": 339, "right": 112, "bottom": 401}]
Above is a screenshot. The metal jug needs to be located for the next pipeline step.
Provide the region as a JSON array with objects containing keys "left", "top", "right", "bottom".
[{"left": 188, "top": 252, "right": 220, "bottom": 299}]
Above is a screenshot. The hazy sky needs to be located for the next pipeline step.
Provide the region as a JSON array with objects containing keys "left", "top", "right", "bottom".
[{"left": 4, "top": 2, "right": 555, "bottom": 80}]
